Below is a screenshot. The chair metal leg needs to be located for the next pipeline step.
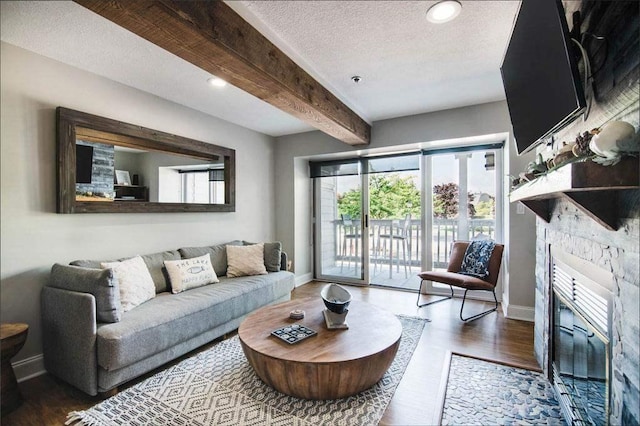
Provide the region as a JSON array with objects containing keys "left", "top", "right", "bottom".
[
  {"left": 459, "top": 288, "right": 498, "bottom": 322},
  {"left": 402, "top": 239, "right": 408, "bottom": 278},
  {"left": 388, "top": 237, "right": 393, "bottom": 278},
  {"left": 351, "top": 238, "right": 357, "bottom": 273},
  {"left": 416, "top": 281, "right": 454, "bottom": 308}
]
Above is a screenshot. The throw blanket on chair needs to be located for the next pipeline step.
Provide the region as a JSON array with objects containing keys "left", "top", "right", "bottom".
[{"left": 459, "top": 240, "right": 496, "bottom": 279}]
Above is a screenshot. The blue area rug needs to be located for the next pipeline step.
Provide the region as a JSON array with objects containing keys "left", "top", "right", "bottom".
[{"left": 441, "top": 354, "right": 565, "bottom": 425}]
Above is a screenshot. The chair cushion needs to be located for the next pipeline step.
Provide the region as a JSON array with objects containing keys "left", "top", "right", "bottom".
[{"left": 418, "top": 270, "right": 495, "bottom": 291}]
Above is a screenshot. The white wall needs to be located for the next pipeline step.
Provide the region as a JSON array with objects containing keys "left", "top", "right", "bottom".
[
  {"left": 275, "top": 101, "right": 537, "bottom": 316},
  {"left": 0, "top": 42, "right": 277, "bottom": 370}
]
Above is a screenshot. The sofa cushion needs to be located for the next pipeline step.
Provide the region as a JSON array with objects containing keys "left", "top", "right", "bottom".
[
  {"left": 164, "top": 254, "right": 219, "bottom": 294},
  {"left": 243, "top": 241, "right": 282, "bottom": 272},
  {"left": 226, "top": 243, "right": 268, "bottom": 278},
  {"left": 70, "top": 250, "right": 181, "bottom": 294},
  {"left": 101, "top": 256, "right": 156, "bottom": 312},
  {"left": 96, "top": 271, "right": 294, "bottom": 371},
  {"left": 49, "top": 263, "right": 122, "bottom": 323},
  {"left": 178, "top": 240, "right": 242, "bottom": 276}
]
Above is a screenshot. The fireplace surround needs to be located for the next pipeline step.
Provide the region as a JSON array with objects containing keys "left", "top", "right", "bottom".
[{"left": 535, "top": 194, "right": 639, "bottom": 425}]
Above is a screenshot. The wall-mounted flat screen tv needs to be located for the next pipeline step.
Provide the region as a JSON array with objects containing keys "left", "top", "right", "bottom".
[
  {"left": 501, "top": 0, "right": 586, "bottom": 155},
  {"left": 76, "top": 144, "right": 93, "bottom": 184}
]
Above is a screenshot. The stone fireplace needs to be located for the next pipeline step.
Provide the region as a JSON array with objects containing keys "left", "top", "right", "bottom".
[
  {"left": 528, "top": 3, "right": 639, "bottom": 424},
  {"left": 534, "top": 192, "right": 639, "bottom": 425}
]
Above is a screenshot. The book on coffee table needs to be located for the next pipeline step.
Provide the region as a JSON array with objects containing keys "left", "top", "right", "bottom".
[{"left": 271, "top": 324, "right": 317, "bottom": 344}]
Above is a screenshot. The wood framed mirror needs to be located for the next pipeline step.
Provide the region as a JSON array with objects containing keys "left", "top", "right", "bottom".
[{"left": 57, "top": 107, "right": 235, "bottom": 213}]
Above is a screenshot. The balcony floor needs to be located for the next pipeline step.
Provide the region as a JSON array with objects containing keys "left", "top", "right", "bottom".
[{"left": 321, "top": 262, "right": 422, "bottom": 290}]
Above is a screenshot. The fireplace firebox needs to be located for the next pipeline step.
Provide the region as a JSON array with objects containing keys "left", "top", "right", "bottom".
[{"left": 551, "top": 250, "right": 612, "bottom": 425}]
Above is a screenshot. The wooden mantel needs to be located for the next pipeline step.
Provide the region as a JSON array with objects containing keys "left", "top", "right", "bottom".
[
  {"left": 73, "top": 0, "right": 371, "bottom": 146},
  {"left": 510, "top": 157, "right": 639, "bottom": 230}
]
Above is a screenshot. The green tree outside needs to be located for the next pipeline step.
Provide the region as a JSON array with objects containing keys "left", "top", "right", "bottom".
[
  {"left": 432, "top": 183, "right": 476, "bottom": 218},
  {"left": 474, "top": 197, "right": 496, "bottom": 219},
  {"left": 337, "top": 174, "right": 420, "bottom": 219},
  {"left": 337, "top": 174, "right": 490, "bottom": 219}
]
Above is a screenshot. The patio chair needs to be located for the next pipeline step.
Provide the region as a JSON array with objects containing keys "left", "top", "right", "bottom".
[
  {"left": 416, "top": 240, "right": 504, "bottom": 322},
  {"left": 375, "top": 214, "right": 411, "bottom": 278},
  {"left": 340, "top": 214, "right": 361, "bottom": 272}
]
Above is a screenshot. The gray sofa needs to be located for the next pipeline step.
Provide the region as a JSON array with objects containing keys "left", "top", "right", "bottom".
[{"left": 41, "top": 241, "right": 294, "bottom": 396}]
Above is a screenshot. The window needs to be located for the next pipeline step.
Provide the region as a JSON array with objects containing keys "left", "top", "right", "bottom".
[{"left": 180, "top": 169, "right": 225, "bottom": 204}]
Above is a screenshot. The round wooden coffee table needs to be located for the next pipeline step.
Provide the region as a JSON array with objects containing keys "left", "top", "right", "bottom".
[{"left": 238, "top": 297, "right": 402, "bottom": 400}]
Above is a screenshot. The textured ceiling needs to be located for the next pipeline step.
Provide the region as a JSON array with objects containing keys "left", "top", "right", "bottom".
[
  {"left": 230, "top": 1, "right": 520, "bottom": 121},
  {"left": 1, "top": 1, "right": 520, "bottom": 137}
]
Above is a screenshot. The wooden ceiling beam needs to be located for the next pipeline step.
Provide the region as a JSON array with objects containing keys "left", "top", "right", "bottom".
[{"left": 73, "top": 0, "right": 371, "bottom": 145}]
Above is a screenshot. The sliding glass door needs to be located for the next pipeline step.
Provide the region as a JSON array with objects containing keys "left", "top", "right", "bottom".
[
  {"left": 367, "top": 157, "right": 422, "bottom": 290},
  {"left": 312, "top": 154, "right": 421, "bottom": 287},
  {"left": 421, "top": 147, "right": 503, "bottom": 296},
  {"left": 312, "top": 147, "right": 502, "bottom": 293},
  {"left": 313, "top": 160, "right": 368, "bottom": 284}
]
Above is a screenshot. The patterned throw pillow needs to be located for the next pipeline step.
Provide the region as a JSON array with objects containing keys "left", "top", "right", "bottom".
[
  {"left": 178, "top": 240, "right": 243, "bottom": 277},
  {"left": 459, "top": 240, "right": 496, "bottom": 279},
  {"left": 164, "top": 254, "right": 219, "bottom": 294},
  {"left": 226, "top": 243, "right": 268, "bottom": 278},
  {"left": 101, "top": 256, "right": 156, "bottom": 312}
]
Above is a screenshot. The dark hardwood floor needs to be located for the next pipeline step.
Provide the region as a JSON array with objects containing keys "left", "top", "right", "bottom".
[{"left": 2, "top": 282, "right": 537, "bottom": 425}]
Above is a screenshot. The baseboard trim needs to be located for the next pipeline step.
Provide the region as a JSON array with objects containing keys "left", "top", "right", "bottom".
[
  {"left": 503, "top": 303, "right": 535, "bottom": 322},
  {"left": 295, "top": 273, "right": 313, "bottom": 287},
  {"left": 13, "top": 354, "right": 46, "bottom": 383}
]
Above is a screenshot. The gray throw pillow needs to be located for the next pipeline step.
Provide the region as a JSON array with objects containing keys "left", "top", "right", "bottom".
[
  {"left": 243, "top": 241, "right": 282, "bottom": 272},
  {"left": 71, "top": 250, "right": 181, "bottom": 294},
  {"left": 49, "top": 263, "right": 122, "bottom": 323},
  {"left": 179, "top": 240, "right": 243, "bottom": 276}
]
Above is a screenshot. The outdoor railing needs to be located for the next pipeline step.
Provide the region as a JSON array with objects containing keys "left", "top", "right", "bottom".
[{"left": 333, "top": 218, "right": 495, "bottom": 269}]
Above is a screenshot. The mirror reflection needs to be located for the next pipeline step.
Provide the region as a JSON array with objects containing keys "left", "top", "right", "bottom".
[
  {"left": 75, "top": 140, "right": 225, "bottom": 204},
  {"left": 57, "top": 107, "right": 235, "bottom": 214}
]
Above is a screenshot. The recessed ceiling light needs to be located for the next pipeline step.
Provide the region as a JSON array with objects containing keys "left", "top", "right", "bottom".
[
  {"left": 351, "top": 75, "right": 363, "bottom": 84},
  {"left": 426, "top": 0, "right": 462, "bottom": 24},
  {"left": 207, "top": 77, "right": 227, "bottom": 87}
]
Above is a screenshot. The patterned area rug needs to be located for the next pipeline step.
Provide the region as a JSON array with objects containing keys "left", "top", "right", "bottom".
[
  {"left": 67, "top": 315, "right": 426, "bottom": 426},
  {"left": 441, "top": 354, "right": 566, "bottom": 425}
]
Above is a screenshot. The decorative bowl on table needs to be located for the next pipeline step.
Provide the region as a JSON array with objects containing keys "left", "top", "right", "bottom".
[{"left": 320, "top": 283, "right": 352, "bottom": 314}]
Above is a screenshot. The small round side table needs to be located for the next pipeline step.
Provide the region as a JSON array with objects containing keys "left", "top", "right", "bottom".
[{"left": 1, "top": 323, "right": 29, "bottom": 416}]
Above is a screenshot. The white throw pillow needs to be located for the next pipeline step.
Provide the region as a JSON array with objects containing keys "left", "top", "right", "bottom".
[
  {"left": 101, "top": 256, "right": 155, "bottom": 312},
  {"left": 164, "top": 254, "right": 219, "bottom": 294},
  {"left": 226, "top": 243, "right": 268, "bottom": 278}
]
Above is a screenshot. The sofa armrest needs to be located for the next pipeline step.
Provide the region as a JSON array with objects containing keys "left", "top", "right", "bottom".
[
  {"left": 49, "top": 263, "right": 121, "bottom": 323},
  {"left": 280, "top": 251, "right": 289, "bottom": 271},
  {"left": 41, "top": 286, "right": 99, "bottom": 396}
]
